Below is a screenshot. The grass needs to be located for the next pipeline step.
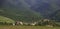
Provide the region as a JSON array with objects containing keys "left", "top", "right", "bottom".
[
  {"left": 0, "top": 16, "right": 15, "bottom": 23},
  {"left": 0, "top": 25, "right": 60, "bottom": 29}
]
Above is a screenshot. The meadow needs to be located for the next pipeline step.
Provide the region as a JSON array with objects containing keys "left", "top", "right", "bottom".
[{"left": 0, "top": 25, "right": 60, "bottom": 29}]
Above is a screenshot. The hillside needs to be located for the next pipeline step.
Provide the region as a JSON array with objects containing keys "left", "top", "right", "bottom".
[
  {"left": 0, "top": 16, "right": 15, "bottom": 24},
  {"left": 24, "top": 0, "right": 60, "bottom": 21},
  {"left": 0, "top": 0, "right": 60, "bottom": 22},
  {"left": 49, "top": 10, "right": 60, "bottom": 21},
  {"left": 0, "top": 0, "right": 42, "bottom": 22}
]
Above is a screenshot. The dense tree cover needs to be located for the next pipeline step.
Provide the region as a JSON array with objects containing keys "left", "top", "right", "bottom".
[
  {"left": 0, "top": 0, "right": 60, "bottom": 23},
  {"left": 50, "top": 10, "right": 60, "bottom": 21},
  {"left": 24, "top": 0, "right": 60, "bottom": 21},
  {"left": 0, "top": 0, "right": 43, "bottom": 22},
  {"left": 0, "top": 8, "right": 42, "bottom": 22}
]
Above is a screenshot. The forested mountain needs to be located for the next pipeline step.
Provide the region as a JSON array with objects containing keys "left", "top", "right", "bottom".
[
  {"left": 49, "top": 10, "right": 60, "bottom": 21},
  {"left": 24, "top": 0, "right": 60, "bottom": 21},
  {"left": 0, "top": 0, "right": 42, "bottom": 22},
  {"left": 0, "top": 0, "right": 60, "bottom": 22}
]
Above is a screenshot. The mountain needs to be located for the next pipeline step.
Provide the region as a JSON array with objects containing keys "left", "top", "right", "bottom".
[
  {"left": 0, "top": 0, "right": 60, "bottom": 22},
  {"left": 49, "top": 10, "right": 60, "bottom": 21},
  {"left": 24, "top": 0, "right": 60, "bottom": 21},
  {"left": 24, "top": 0, "right": 60, "bottom": 16},
  {"left": 0, "top": 0, "right": 42, "bottom": 22}
]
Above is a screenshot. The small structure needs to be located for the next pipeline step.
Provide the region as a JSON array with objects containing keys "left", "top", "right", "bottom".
[
  {"left": 19, "top": 21, "right": 23, "bottom": 25},
  {"left": 43, "top": 19, "right": 54, "bottom": 27},
  {"left": 15, "top": 21, "right": 20, "bottom": 25},
  {"left": 15, "top": 21, "right": 23, "bottom": 25}
]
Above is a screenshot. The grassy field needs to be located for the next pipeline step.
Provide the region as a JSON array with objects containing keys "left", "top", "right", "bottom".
[
  {"left": 0, "top": 16, "right": 15, "bottom": 23},
  {"left": 0, "top": 25, "right": 60, "bottom": 29}
]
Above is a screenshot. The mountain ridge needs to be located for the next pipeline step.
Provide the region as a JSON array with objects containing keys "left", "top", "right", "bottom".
[{"left": 0, "top": 0, "right": 42, "bottom": 22}]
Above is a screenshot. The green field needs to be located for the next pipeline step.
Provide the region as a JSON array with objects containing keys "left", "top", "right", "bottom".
[
  {"left": 0, "top": 25, "right": 60, "bottom": 29},
  {"left": 0, "top": 16, "right": 15, "bottom": 24}
]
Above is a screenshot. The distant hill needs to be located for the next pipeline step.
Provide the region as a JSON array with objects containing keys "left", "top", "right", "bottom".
[
  {"left": 24, "top": 0, "right": 60, "bottom": 21},
  {"left": 49, "top": 10, "right": 60, "bottom": 21},
  {"left": 0, "top": 0, "right": 60, "bottom": 22},
  {"left": 0, "top": 0, "right": 42, "bottom": 22}
]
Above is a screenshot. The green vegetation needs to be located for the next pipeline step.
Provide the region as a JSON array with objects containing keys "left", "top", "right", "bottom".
[
  {"left": 52, "top": 10, "right": 60, "bottom": 21},
  {"left": 0, "top": 8, "right": 42, "bottom": 22},
  {"left": 0, "top": 0, "right": 43, "bottom": 22},
  {"left": 0, "top": 25, "right": 60, "bottom": 29},
  {"left": 0, "top": 0, "right": 60, "bottom": 27},
  {"left": 0, "top": 16, "right": 15, "bottom": 25}
]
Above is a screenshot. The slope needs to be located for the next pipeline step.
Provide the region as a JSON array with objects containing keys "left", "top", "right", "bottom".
[
  {"left": 0, "top": 16, "right": 15, "bottom": 24},
  {"left": 0, "top": 0, "right": 42, "bottom": 22},
  {"left": 24, "top": 0, "right": 60, "bottom": 21}
]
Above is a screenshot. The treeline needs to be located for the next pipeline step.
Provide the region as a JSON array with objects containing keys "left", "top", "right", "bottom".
[{"left": 0, "top": 19, "right": 60, "bottom": 27}]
